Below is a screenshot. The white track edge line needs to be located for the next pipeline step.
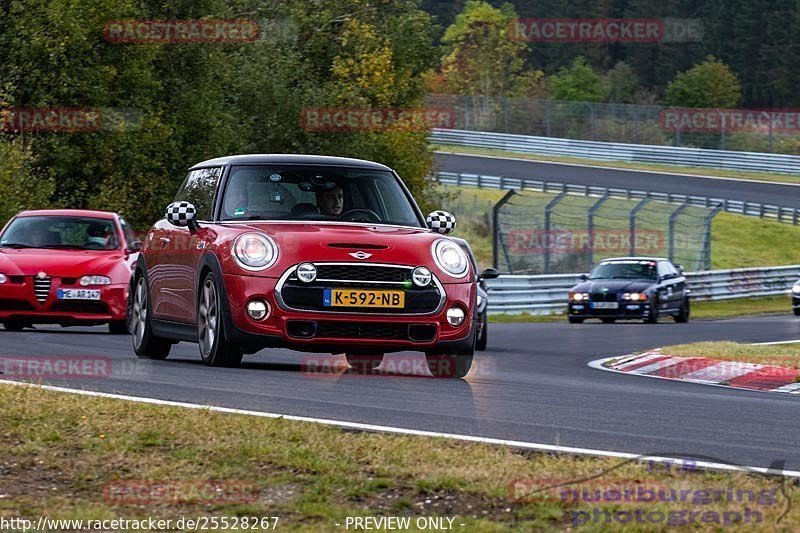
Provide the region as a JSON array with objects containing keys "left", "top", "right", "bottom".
[
  {"left": 4, "top": 379, "right": 799, "bottom": 478},
  {"left": 434, "top": 150, "right": 800, "bottom": 188},
  {"left": 752, "top": 339, "right": 800, "bottom": 346}
]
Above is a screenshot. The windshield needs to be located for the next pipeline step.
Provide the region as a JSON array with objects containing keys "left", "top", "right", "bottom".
[
  {"left": 589, "top": 261, "right": 657, "bottom": 280},
  {"left": 220, "top": 165, "right": 423, "bottom": 227},
  {"left": 0, "top": 216, "right": 119, "bottom": 251}
]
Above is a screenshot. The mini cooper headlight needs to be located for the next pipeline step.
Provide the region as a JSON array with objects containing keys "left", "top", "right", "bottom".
[
  {"left": 432, "top": 239, "right": 468, "bottom": 278},
  {"left": 80, "top": 275, "right": 111, "bottom": 286},
  {"left": 0, "top": 273, "right": 6, "bottom": 284},
  {"left": 570, "top": 292, "right": 589, "bottom": 302},
  {"left": 233, "top": 233, "right": 278, "bottom": 271}
]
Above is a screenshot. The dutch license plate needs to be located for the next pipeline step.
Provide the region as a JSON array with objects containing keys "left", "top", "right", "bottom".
[
  {"left": 57, "top": 289, "right": 101, "bottom": 300},
  {"left": 592, "top": 301, "right": 619, "bottom": 310},
  {"left": 323, "top": 288, "right": 405, "bottom": 309}
]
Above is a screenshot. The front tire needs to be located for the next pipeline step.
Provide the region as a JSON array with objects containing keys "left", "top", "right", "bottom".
[
  {"left": 476, "top": 313, "right": 488, "bottom": 351},
  {"left": 601, "top": 318, "right": 616, "bottom": 324},
  {"left": 568, "top": 316, "right": 584, "bottom": 324},
  {"left": 3, "top": 321, "right": 29, "bottom": 331},
  {"left": 644, "top": 300, "right": 660, "bottom": 324},
  {"left": 198, "top": 273, "right": 243, "bottom": 367},
  {"left": 674, "top": 298, "right": 690, "bottom": 323},
  {"left": 131, "top": 276, "right": 172, "bottom": 359}
]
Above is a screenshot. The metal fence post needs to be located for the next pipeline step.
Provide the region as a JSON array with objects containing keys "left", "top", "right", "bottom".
[
  {"left": 668, "top": 202, "right": 690, "bottom": 262},
  {"left": 492, "top": 189, "right": 517, "bottom": 270},
  {"left": 699, "top": 205, "right": 723, "bottom": 270},
  {"left": 630, "top": 198, "right": 652, "bottom": 256},
  {"left": 544, "top": 192, "right": 567, "bottom": 273},
  {"left": 587, "top": 193, "right": 610, "bottom": 268}
]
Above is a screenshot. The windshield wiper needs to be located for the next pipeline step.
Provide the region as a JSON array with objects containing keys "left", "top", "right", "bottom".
[
  {"left": 0, "top": 243, "right": 37, "bottom": 248},
  {"left": 42, "top": 244, "right": 91, "bottom": 250}
]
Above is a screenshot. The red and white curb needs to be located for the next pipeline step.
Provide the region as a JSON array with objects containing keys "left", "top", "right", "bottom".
[{"left": 590, "top": 349, "right": 800, "bottom": 395}]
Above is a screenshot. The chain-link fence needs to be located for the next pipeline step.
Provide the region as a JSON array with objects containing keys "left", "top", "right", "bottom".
[
  {"left": 426, "top": 94, "right": 800, "bottom": 154},
  {"left": 493, "top": 189, "right": 720, "bottom": 274}
]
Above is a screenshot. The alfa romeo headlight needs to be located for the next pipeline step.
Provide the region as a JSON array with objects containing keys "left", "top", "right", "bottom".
[
  {"left": 80, "top": 275, "right": 111, "bottom": 286},
  {"left": 233, "top": 233, "right": 278, "bottom": 271},
  {"left": 431, "top": 239, "right": 468, "bottom": 278}
]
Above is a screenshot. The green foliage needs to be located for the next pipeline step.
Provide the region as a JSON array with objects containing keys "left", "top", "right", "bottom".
[
  {"left": 663, "top": 56, "right": 741, "bottom": 108},
  {"left": 438, "top": 0, "right": 526, "bottom": 98},
  {"left": 0, "top": 140, "right": 55, "bottom": 226},
  {"left": 606, "top": 61, "right": 639, "bottom": 104},
  {"left": 0, "top": 0, "right": 438, "bottom": 228},
  {"left": 547, "top": 56, "right": 608, "bottom": 102}
]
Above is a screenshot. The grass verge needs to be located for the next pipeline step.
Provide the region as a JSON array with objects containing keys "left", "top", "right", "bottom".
[
  {"left": 433, "top": 144, "right": 800, "bottom": 185},
  {"left": 2, "top": 383, "right": 799, "bottom": 531},
  {"left": 489, "top": 295, "right": 790, "bottom": 323},
  {"left": 658, "top": 341, "right": 800, "bottom": 370}
]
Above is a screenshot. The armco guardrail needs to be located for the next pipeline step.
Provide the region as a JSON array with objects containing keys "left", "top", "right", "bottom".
[
  {"left": 431, "top": 128, "right": 800, "bottom": 175},
  {"left": 485, "top": 265, "right": 800, "bottom": 315},
  {"left": 436, "top": 171, "right": 800, "bottom": 224}
]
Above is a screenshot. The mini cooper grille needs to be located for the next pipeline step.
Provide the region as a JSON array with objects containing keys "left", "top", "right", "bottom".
[
  {"left": 279, "top": 264, "right": 443, "bottom": 315},
  {"left": 315, "top": 322, "right": 409, "bottom": 340},
  {"left": 312, "top": 265, "right": 408, "bottom": 283},
  {"left": 33, "top": 276, "right": 51, "bottom": 303}
]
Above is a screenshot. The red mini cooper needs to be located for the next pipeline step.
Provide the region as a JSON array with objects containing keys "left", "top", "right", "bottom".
[
  {"left": 131, "top": 155, "right": 490, "bottom": 377},
  {"left": 0, "top": 209, "right": 141, "bottom": 333}
]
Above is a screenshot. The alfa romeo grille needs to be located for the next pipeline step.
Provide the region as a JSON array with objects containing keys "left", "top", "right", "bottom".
[{"left": 33, "top": 276, "right": 52, "bottom": 303}]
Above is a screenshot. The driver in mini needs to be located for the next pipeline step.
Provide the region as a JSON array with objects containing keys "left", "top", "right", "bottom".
[{"left": 317, "top": 186, "right": 344, "bottom": 216}]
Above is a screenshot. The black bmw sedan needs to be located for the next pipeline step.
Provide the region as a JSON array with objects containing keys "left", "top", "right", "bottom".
[{"left": 567, "top": 257, "right": 690, "bottom": 324}]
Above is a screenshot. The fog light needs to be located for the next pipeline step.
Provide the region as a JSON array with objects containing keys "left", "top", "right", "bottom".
[
  {"left": 446, "top": 306, "right": 466, "bottom": 327},
  {"left": 412, "top": 266, "right": 432, "bottom": 287},
  {"left": 246, "top": 299, "right": 270, "bottom": 321},
  {"left": 296, "top": 263, "right": 317, "bottom": 283}
]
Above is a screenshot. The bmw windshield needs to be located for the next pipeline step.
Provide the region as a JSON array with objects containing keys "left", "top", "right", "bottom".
[
  {"left": 219, "top": 166, "right": 424, "bottom": 227},
  {"left": 589, "top": 261, "right": 657, "bottom": 280}
]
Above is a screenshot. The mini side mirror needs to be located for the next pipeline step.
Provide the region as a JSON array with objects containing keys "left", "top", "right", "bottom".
[
  {"left": 426, "top": 210, "right": 456, "bottom": 234},
  {"left": 166, "top": 201, "right": 199, "bottom": 231},
  {"left": 127, "top": 240, "right": 143, "bottom": 253},
  {"left": 580, "top": 274, "right": 589, "bottom": 281},
  {"left": 479, "top": 268, "right": 499, "bottom": 280}
]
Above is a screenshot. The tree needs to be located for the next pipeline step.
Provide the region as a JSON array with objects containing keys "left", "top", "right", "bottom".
[
  {"left": 548, "top": 56, "right": 608, "bottom": 102},
  {"left": 606, "top": 61, "right": 639, "bottom": 104},
  {"left": 438, "top": 0, "right": 526, "bottom": 98},
  {"left": 663, "top": 56, "right": 741, "bottom": 108}
]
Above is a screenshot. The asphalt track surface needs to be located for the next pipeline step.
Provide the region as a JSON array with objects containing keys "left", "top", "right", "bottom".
[
  {"left": 2, "top": 314, "right": 800, "bottom": 471},
  {"left": 435, "top": 152, "right": 800, "bottom": 209}
]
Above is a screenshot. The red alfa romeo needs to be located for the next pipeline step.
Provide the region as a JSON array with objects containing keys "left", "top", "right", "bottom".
[
  {"left": 131, "top": 155, "right": 491, "bottom": 378},
  {"left": 0, "top": 209, "right": 141, "bottom": 333}
]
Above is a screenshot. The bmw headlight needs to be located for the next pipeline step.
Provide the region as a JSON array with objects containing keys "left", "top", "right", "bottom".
[
  {"left": 80, "top": 275, "right": 111, "bottom": 286},
  {"left": 570, "top": 292, "right": 590, "bottom": 302},
  {"left": 622, "top": 292, "right": 648, "bottom": 301},
  {"left": 793, "top": 283, "right": 800, "bottom": 294},
  {"left": 477, "top": 293, "right": 485, "bottom": 307},
  {"left": 233, "top": 233, "right": 278, "bottom": 271},
  {"left": 431, "top": 239, "right": 469, "bottom": 278}
]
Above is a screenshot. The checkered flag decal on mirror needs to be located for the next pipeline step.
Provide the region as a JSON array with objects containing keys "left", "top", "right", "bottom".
[
  {"left": 427, "top": 211, "right": 456, "bottom": 234},
  {"left": 166, "top": 201, "right": 196, "bottom": 226}
]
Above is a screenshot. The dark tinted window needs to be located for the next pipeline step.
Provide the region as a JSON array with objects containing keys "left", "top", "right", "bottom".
[
  {"left": 589, "top": 260, "right": 657, "bottom": 280},
  {"left": 174, "top": 167, "right": 223, "bottom": 220},
  {"left": 220, "top": 165, "right": 422, "bottom": 227},
  {"left": 0, "top": 216, "right": 119, "bottom": 250}
]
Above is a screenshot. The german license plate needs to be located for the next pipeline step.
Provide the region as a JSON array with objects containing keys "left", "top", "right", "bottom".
[
  {"left": 323, "top": 288, "right": 404, "bottom": 309},
  {"left": 57, "top": 289, "right": 101, "bottom": 300},
  {"left": 592, "top": 301, "right": 618, "bottom": 309}
]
